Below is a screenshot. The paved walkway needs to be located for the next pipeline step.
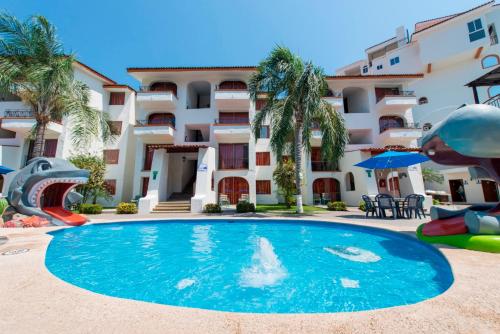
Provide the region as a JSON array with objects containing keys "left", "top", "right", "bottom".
[{"left": 0, "top": 210, "right": 499, "bottom": 334}]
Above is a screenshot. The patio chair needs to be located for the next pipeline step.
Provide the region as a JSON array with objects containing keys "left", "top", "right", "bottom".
[
  {"left": 375, "top": 194, "right": 397, "bottom": 219},
  {"left": 219, "top": 194, "right": 230, "bottom": 207},
  {"left": 362, "top": 195, "right": 379, "bottom": 218},
  {"left": 238, "top": 194, "right": 249, "bottom": 203},
  {"left": 321, "top": 193, "right": 331, "bottom": 205},
  {"left": 402, "top": 194, "right": 421, "bottom": 219},
  {"left": 417, "top": 194, "right": 426, "bottom": 218},
  {"left": 313, "top": 193, "right": 321, "bottom": 205}
]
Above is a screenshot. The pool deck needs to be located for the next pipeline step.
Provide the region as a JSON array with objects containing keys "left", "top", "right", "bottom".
[{"left": 1, "top": 210, "right": 499, "bottom": 334}]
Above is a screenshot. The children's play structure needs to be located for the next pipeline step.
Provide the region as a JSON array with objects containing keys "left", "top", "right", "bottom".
[
  {"left": 419, "top": 104, "right": 500, "bottom": 253},
  {"left": 3, "top": 158, "right": 89, "bottom": 226}
]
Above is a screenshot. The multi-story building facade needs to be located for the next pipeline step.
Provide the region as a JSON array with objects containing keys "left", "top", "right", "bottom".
[
  {"left": 336, "top": 1, "right": 500, "bottom": 204},
  {"left": 0, "top": 61, "right": 136, "bottom": 206},
  {"left": 126, "top": 67, "right": 428, "bottom": 213}
]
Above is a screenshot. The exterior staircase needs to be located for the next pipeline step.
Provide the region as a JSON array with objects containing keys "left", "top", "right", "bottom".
[{"left": 152, "top": 180, "right": 195, "bottom": 213}]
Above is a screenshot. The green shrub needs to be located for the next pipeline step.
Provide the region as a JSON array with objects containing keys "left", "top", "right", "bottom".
[
  {"left": 432, "top": 199, "right": 441, "bottom": 205},
  {"left": 327, "top": 201, "right": 347, "bottom": 211},
  {"left": 236, "top": 201, "right": 256, "bottom": 213},
  {"left": 116, "top": 202, "right": 138, "bottom": 214},
  {"left": 358, "top": 201, "right": 366, "bottom": 212},
  {"left": 0, "top": 197, "right": 9, "bottom": 215},
  {"left": 79, "top": 203, "right": 103, "bottom": 214},
  {"left": 204, "top": 203, "right": 222, "bottom": 213}
]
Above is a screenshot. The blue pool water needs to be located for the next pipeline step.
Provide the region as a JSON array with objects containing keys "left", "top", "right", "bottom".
[{"left": 45, "top": 220, "right": 453, "bottom": 313}]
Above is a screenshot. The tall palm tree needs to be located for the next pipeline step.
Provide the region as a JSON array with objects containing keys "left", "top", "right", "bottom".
[
  {"left": 249, "top": 46, "right": 348, "bottom": 213},
  {"left": 0, "top": 13, "right": 112, "bottom": 158}
]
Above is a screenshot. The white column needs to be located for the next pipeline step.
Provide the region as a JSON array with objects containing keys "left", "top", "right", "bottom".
[
  {"left": 138, "top": 149, "right": 169, "bottom": 214},
  {"left": 191, "top": 147, "right": 216, "bottom": 213}
]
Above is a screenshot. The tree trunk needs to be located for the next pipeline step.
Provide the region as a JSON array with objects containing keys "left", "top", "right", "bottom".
[
  {"left": 32, "top": 122, "right": 47, "bottom": 158},
  {"left": 294, "top": 122, "right": 304, "bottom": 214}
]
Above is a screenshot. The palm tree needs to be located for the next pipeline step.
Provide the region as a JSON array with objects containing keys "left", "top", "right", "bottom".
[
  {"left": 0, "top": 13, "right": 112, "bottom": 158},
  {"left": 249, "top": 46, "right": 348, "bottom": 213}
]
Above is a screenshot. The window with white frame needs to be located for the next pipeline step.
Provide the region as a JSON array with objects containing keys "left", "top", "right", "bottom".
[
  {"left": 376, "top": 64, "right": 383, "bottom": 70},
  {"left": 362, "top": 65, "right": 368, "bottom": 74},
  {"left": 390, "top": 56, "right": 400, "bottom": 66},
  {"left": 468, "top": 18, "right": 486, "bottom": 42}
]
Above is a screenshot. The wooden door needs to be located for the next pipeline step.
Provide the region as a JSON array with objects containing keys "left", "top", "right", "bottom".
[
  {"left": 481, "top": 180, "right": 499, "bottom": 202},
  {"left": 449, "top": 179, "right": 466, "bottom": 202},
  {"left": 388, "top": 176, "right": 401, "bottom": 198},
  {"left": 218, "top": 177, "right": 249, "bottom": 204}
]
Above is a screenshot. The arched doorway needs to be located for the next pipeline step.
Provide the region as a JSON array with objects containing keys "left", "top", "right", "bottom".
[
  {"left": 218, "top": 177, "right": 249, "bottom": 204},
  {"left": 148, "top": 113, "right": 175, "bottom": 127},
  {"left": 313, "top": 178, "right": 341, "bottom": 202},
  {"left": 379, "top": 116, "right": 404, "bottom": 133}
]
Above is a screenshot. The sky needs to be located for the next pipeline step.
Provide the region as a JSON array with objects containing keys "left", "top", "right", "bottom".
[{"left": 1, "top": 0, "right": 490, "bottom": 87}]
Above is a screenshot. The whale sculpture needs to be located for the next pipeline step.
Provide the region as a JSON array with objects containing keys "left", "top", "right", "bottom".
[
  {"left": 3, "top": 157, "right": 89, "bottom": 226},
  {"left": 418, "top": 104, "right": 500, "bottom": 251}
]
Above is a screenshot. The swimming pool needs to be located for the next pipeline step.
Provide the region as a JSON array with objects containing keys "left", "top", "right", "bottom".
[{"left": 45, "top": 219, "right": 453, "bottom": 313}]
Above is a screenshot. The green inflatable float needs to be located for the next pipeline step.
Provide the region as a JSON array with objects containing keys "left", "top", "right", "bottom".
[{"left": 417, "top": 224, "right": 500, "bottom": 253}]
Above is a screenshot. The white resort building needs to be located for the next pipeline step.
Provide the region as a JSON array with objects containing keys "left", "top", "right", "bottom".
[
  {"left": 2, "top": 2, "right": 499, "bottom": 212},
  {"left": 337, "top": 0, "right": 500, "bottom": 204}
]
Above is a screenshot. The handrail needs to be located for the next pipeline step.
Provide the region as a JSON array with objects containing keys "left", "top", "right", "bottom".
[
  {"left": 136, "top": 119, "right": 175, "bottom": 128},
  {"left": 483, "top": 94, "right": 500, "bottom": 108},
  {"left": 214, "top": 117, "right": 250, "bottom": 125},
  {"left": 138, "top": 86, "right": 176, "bottom": 95},
  {"left": 379, "top": 122, "right": 420, "bottom": 133},
  {"left": 3, "top": 109, "right": 34, "bottom": 117}
]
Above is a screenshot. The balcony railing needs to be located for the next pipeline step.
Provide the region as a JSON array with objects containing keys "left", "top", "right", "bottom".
[
  {"left": 214, "top": 117, "right": 250, "bottom": 125},
  {"left": 219, "top": 158, "right": 249, "bottom": 170},
  {"left": 379, "top": 122, "right": 420, "bottom": 133},
  {"left": 311, "top": 161, "right": 339, "bottom": 172},
  {"left": 136, "top": 119, "right": 175, "bottom": 128},
  {"left": 215, "top": 85, "right": 248, "bottom": 91},
  {"left": 323, "top": 90, "right": 342, "bottom": 98},
  {"left": 377, "top": 91, "right": 415, "bottom": 102},
  {"left": 138, "top": 86, "right": 177, "bottom": 95},
  {"left": 484, "top": 94, "right": 500, "bottom": 108},
  {"left": 3, "top": 109, "right": 34, "bottom": 118}
]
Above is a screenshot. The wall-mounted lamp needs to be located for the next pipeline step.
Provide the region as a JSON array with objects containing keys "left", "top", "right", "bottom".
[
  {"left": 399, "top": 172, "right": 408, "bottom": 178},
  {"left": 463, "top": 180, "right": 468, "bottom": 185},
  {"left": 365, "top": 170, "right": 372, "bottom": 178},
  {"left": 182, "top": 156, "right": 186, "bottom": 163}
]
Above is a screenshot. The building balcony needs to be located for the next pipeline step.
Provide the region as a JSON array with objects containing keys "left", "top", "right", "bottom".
[
  {"left": 133, "top": 120, "right": 175, "bottom": 142},
  {"left": 311, "top": 161, "right": 339, "bottom": 172},
  {"left": 136, "top": 87, "right": 177, "bottom": 110},
  {"left": 378, "top": 123, "right": 422, "bottom": 146},
  {"left": 213, "top": 119, "right": 251, "bottom": 143},
  {"left": 214, "top": 88, "right": 250, "bottom": 110},
  {"left": 0, "top": 109, "right": 62, "bottom": 136},
  {"left": 375, "top": 91, "right": 417, "bottom": 114},
  {"left": 322, "top": 91, "right": 343, "bottom": 108}
]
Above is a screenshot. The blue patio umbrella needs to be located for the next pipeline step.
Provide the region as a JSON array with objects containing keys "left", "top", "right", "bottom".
[
  {"left": 355, "top": 151, "right": 429, "bottom": 169},
  {"left": 0, "top": 165, "right": 14, "bottom": 174},
  {"left": 354, "top": 151, "right": 429, "bottom": 196}
]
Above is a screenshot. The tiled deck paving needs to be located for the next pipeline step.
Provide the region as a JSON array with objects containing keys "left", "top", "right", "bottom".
[{"left": 1, "top": 210, "right": 499, "bottom": 334}]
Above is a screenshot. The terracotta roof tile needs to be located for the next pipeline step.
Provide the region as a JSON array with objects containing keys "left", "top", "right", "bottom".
[{"left": 127, "top": 66, "right": 256, "bottom": 73}]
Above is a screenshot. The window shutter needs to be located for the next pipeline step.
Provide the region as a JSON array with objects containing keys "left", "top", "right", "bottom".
[
  {"left": 43, "top": 139, "right": 58, "bottom": 157},
  {"left": 104, "top": 179, "right": 117, "bottom": 195},
  {"left": 256, "top": 152, "right": 271, "bottom": 166},
  {"left": 256, "top": 180, "right": 271, "bottom": 194},
  {"left": 103, "top": 149, "right": 119, "bottom": 164},
  {"left": 109, "top": 92, "right": 125, "bottom": 105},
  {"left": 108, "top": 121, "right": 122, "bottom": 135}
]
